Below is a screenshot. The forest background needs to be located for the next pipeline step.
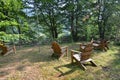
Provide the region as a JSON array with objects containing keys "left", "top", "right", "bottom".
[{"left": 0, "top": 0, "right": 120, "bottom": 45}]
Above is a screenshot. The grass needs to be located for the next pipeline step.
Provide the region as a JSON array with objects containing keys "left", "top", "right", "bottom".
[{"left": 0, "top": 42, "right": 120, "bottom": 80}]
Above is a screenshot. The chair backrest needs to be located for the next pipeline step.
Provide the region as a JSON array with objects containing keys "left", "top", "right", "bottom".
[
  {"left": 97, "top": 39, "right": 108, "bottom": 46},
  {"left": 101, "top": 39, "right": 108, "bottom": 43},
  {"left": 81, "top": 43, "right": 93, "bottom": 61},
  {"left": 0, "top": 44, "right": 8, "bottom": 55},
  {"left": 80, "top": 43, "right": 93, "bottom": 52},
  {"left": 84, "top": 43, "right": 93, "bottom": 52},
  {"left": 51, "top": 41, "right": 62, "bottom": 54},
  {"left": 0, "top": 40, "right": 5, "bottom": 45}
]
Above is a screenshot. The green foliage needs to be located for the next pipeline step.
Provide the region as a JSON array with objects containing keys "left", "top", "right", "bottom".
[
  {"left": 0, "top": 0, "right": 30, "bottom": 45},
  {"left": 0, "top": 31, "right": 33, "bottom": 44},
  {"left": 0, "top": 20, "right": 19, "bottom": 26},
  {"left": 0, "top": 0, "right": 120, "bottom": 44},
  {"left": 0, "top": 32, "right": 19, "bottom": 43},
  {"left": 0, "top": 12, "right": 7, "bottom": 19},
  {"left": 0, "top": 43, "right": 119, "bottom": 80},
  {"left": 40, "top": 0, "right": 54, "bottom": 3},
  {"left": 0, "top": 0, "right": 25, "bottom": 31}
]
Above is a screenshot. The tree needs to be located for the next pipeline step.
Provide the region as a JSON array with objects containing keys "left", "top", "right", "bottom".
[
  {"left": 97, "top": 0, "right": 120, "bottom": 39},
  {"left": 59, "top": 0, "right": 83, "bottom": 42},
  {"left": 0, "top": 0, "right": 28, "bottom": 44},
  {"left": 26, "top": 0, "right": 64, "bottom": 40}
]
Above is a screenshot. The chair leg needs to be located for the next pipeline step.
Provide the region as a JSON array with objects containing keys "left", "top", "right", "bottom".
[
  {"left": 13, "top": 45, "right": 16, "bottom": 54},
  {"left": 102, "top": 46, "right": 107, "bottom": 51},
  {"left": 71, "top": 56, "right": 74, "bottom": 63},
  {"left": 59, "top": 53, "right": 65, "bottom": 59},
  {"left": 90, "top": 61, "right": 97, "bottom": 67},
  {"left": 80, "top": 63, "right": 87, "bottom": 70},
  {"left": 105, "top": 45, "right": 109, "bottom": 50},
  {"left": 71, "top": 51, "right": 74, "bottom": 63},
  {"left": 66, "top": 47, "right": 68, "bottom": 56},
  {"left": 103, "top": 47, "right": 107, "bottom": 51}
]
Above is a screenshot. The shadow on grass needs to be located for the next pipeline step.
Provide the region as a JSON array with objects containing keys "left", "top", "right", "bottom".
[
  {"left": 70, "top": 45, "right": 120, "bottom": 80},
  {"left": 54, "top": 62, "right": 83, "bottom": 77},
  {"left": 95, "top": 46, "right": 120, "bottom": 80},
  {"left": 106, "top": 47, "right": 120, "bottom": 79},
  {"left": 0, "top": 46, "right": 55, "bottom": 68},
  {"left": 0, "top": 45, "right": 56, "bottom": 79}
]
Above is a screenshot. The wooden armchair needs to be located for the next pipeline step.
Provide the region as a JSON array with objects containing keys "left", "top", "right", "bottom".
[
  {"left": 51, "top": 41, "right": 68, "bottom": 59},
  {"left": 71, "top": 43, "right": 97, "bottom": 70},
  {"left": 92, "top": 39, "right": 109, "bottom": 51},
  {"left": 0, "top": 41, "right": 16, "bottom": 56},
  {"left": 79, "top": 42, "right": 92, "bottom": 52}
]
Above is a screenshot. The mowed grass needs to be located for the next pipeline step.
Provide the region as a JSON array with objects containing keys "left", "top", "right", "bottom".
[{"left": 0, "top": 43, "right": 120, "bottom": 80}]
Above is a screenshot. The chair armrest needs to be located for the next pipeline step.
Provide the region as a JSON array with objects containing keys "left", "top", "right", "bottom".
[
  {"left": 71, "top": 49, "right": 81, "bottom": 54},
  {"left": 60, "top": 46, "right": 68, "bottom": 57},
  {"left": 61, "top": 46, "right": 68, "bottom": 49},
  {"left": 93, "top": 41, "right": 100, "bottom": 44},
  {"left": 93, "top": 43, "right": 99, "bottom": 47},
  {"left": 61, "top": 46, "right": 68, "bottom": 52},
  {"left": 71, "top": 50, "right": 82, "bottom": 62},
  {"left": 106, "top": 41, "right": 110, "bottom": 44}
]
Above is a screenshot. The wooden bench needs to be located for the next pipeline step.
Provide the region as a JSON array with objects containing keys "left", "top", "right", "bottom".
[{"left": 51, "top": 41, "right": 68, "bottom": 59}]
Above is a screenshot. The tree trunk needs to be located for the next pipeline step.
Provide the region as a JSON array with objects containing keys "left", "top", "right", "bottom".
[
  {"left": 70, "top": 11, "right": 75, "bottom": 41},
  {"left": 17, "top": 26, "right": 22, "bottom": 46},
  {"left": 98, "top": 0, "right": 105, "bottom": 39},
  {"left": 54, "top": 27, "right": 58, "bottom": 38},
  {"left": 51, "top": 27, "right": 58, "bottom": 39},
  {"left": 70, "top": 11, "right": 78, "bottom": 42},
  {"left": 0, "top": 27, "right": 6, "bottom": 32},
  {"left": 75, "top": 13, "right": 78, "bottom": 41},
  {"left": 49, "top": 8, "right": 58, "bottom": 39},
  {"left": 98, "top": 23, "right": 104, "bottom": 39}
]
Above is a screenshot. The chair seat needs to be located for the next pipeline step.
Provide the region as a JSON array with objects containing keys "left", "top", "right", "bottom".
[
  {"left": 93, "top": 43, "right": 99, "bottom": 46},
  {"left": 73, "top": 54, "right": 92, "bottom": 63},
  {"left": 81, "top": 46, "right": 85, "bottom": 49},
  {"left": 80, "top": 58, "right": 92, "bottom": 63},
  {"left": 73, "top": 54, "right": 81, "bottom": 61}
]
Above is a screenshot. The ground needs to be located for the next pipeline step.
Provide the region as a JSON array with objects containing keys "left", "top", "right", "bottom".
[{"left": 0, "top": 43, "right": 120, "bottom": 80}]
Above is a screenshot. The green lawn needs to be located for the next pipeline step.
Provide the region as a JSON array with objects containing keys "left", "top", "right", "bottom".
[{"left": 0, "top": 43, "right": 120, "bottom": 80}]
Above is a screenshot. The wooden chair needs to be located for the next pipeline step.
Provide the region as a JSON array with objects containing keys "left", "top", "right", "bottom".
[
  {"left": 71, "top": 43, "right": 97, "bottom": 70},
  {"left": 79, "top": 39, "right": 94, "bottom": 52},
  {"left": 92, "top": 39, "right": 109, "bottom": 51},
  {"left": 51, "top": 41, "right": 68, "bottom": 59},
  {"left": 0, "top": 41, "right": 16, "bottom": 56}
]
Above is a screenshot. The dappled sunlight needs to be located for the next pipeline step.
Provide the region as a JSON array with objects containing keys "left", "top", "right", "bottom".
[
  {"left": 7, "top": 66, "right": 45, "bottom": 80},
  {"left": 64, "top": 44, "right": 120, "bottom": 80},
  {"left": 78, "top": 45, "right": 120, "bottom": 80},
  {"left": 0, "top": 45, "right": 51, "bottom": 80},
  {"left": 0, "top": 44, "right": 120, "bottom": 80},
  {"left": 0, "top": 0, "right": 120, "bottom": 79},
  {"left": 92, "top": 46, "right": 119, "bottom": 66}
]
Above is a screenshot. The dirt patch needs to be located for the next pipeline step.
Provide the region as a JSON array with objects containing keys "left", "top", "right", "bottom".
[{"left": 5, "top": 66, "right": 45, "bottom": 80}]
